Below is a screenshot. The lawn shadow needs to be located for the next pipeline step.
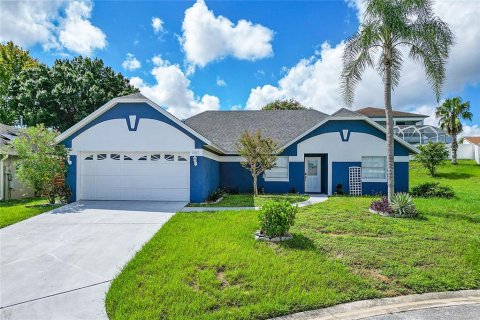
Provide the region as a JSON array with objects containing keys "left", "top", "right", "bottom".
[
  {"left": 426, "top": 211, "right": 480, "bottom": 224},
  {"left": 279, "top": 233, "right": 316, "bottom": 251},
  {"left": 434, "top": 172, "right": 473, "bottom": 180}
]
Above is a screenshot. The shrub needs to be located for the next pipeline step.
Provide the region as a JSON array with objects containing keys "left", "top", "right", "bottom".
[
  {"left": 207, "top": 188, "right": 225, "bottom": 202},
  {"left": 390, "top": 193, "right": 418, "bottom": 217},
  {"left": 411, "top": 182, "right": 455, "bottom": 198},
  {"left": 370, "top": 197, "right": 393, "bottom": 214},
  {"left": 336, "top": 184, "right": 344, "bottom": 195},
  {"left": 258, "top": 200, "right": 297, "bottom": 237},
  {"left": 55, "top": 185, "right": 72, "bottom": 204},
  {"left": 415, "top": 142, "right": 449, "bottom": 176}
]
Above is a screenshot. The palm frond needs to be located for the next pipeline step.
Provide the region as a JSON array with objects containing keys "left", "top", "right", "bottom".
[{"left": 340, "top": 23, "right": 380, "bottom": 105}]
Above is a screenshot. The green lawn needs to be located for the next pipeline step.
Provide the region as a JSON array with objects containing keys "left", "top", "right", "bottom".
[
  {"left": 188, "top": 193, "right": 310, "bottom": 207},
  {"left": 106, "top": 160, "right": 480, "bottom": 320},
  {"left": 0, "top": 198, "right": 59, "bottom": 228}
]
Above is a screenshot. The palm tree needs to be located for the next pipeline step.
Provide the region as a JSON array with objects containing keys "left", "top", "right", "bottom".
[
  {"left": 340, "top": 0, "right": 454, "bottom": 201},
  {"left": 436, "top": 97, "right": 472, "bottom": 165}
]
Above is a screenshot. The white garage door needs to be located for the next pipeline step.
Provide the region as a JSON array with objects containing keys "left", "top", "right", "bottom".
[{"left": 79, "top": 152, "right": 190, "bottom": 201}]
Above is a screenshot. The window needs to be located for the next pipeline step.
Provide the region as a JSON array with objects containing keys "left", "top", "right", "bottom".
[
  {"left": 138, "top": 155, "right": 148, "bottom": 161},
  {"left": 165, "top": 154, "right": 174, "bottom": 161},
  {"left": 84, "top": 155, "right": 93, "bottom": 160},
  {"left": 362, "top": 156, "right": 387, "bottom": 181},
  {"left": 178, "top": 155, "right": 187, "bottom": 162},
  {"left": 124, "top": 155, "right": 133, "bottom": 161},
  {"left": 97, "top": 154, "right": 107, "bottom": 160},
  {"left": 264, "top": 157, "right": 289, "bottom": 181},
  {"left": 151, "top": 154, "right": 161, "bottom": 161},
  {"left": 110, "top": 154, "right": 120, "bottom": 161}
]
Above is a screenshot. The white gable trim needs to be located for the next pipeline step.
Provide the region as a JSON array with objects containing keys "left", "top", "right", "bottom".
[
  {"left": 55, "top": 96, "right": 224, "bottom": 152},
  {"left": 279, "top": 115, "right": 419, "bottom": 154}
]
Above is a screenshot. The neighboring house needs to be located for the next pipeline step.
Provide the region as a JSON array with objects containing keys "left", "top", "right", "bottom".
[
  {"left": 56, "top": 93, "right": 418, "bottom": 203},
  {"left": 463, "top": 137, "right": 480, "bottom": 164},
  {"left": 356, "top": 107, "right": 452, "bottom": 145},
  {"left": 0, "top": 124, "right": 35, "bottom": 201}
]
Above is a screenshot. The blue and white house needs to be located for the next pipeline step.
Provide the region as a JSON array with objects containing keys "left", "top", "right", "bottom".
[{"left": 56, "top": 93, "right": 418, "bottom": 203}]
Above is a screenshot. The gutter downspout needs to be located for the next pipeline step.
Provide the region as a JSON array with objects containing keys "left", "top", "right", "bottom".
[{"left": 0, "top": 154, "right": 9, "bottom": 201}]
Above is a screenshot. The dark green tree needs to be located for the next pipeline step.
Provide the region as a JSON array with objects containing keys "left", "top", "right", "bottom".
[
  {"left": 340, "top": 0, "right": 454, "bottom": 201},
  {"left": 262, "top": 99, "right": 307, "bottom": 110},
  {"left": 415, "top": 142, "right": 449, "bottom": 176},
  {"left": 0, "top": 41, "right": 39, "bottom": 124},
  {"left": 436, "top": 97, "right": 473, "bottom": 165},
  {"left": 6, "top": 56, "right": 139, "bottom": 131}
]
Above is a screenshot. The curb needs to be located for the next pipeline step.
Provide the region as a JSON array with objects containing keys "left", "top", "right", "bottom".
[{"left": 272, "top": 290, "right": 480, "bottom": 320}]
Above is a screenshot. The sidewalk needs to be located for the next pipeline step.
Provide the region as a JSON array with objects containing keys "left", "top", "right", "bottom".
[
  {"left": 272, "top": 290, "right": 480, "bottom": 320},
  {"left": 182, "top": 194, "right": 328, "bottom": 212}
]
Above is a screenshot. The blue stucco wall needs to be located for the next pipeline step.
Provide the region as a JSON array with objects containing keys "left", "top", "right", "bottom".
[
  {"left": 190, "top": 156, "right": 220, "bottom": 203},
  {"left": 219, "top": 162, "right": 305, "bottom": 194},
  {"left": 66, "top": 155, "right": 77, "bottom": 202},
  {"left": 332, "top": 161, "right": 409, "bottom": 195}
]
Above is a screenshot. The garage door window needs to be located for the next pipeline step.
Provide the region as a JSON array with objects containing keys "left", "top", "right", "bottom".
[
  {"left": 97, "top": 154, "right": 107, "bottom": 160},
  {"left": 110, "top": 154, "right": 120, "bottom": 160},
  {"left": 165, "top": 154, "right": 174, "bottom": 161},
  {"left": 84, "top": 155, "right": 93, "bottom": 160},
  {"left": 178, "top": 155, "right": 187, "bottom": 161},
  {"left": 138, "top": 155, "right": 148, "bottom": 161},
  {"left": 151, "top": 154, "right": 161, "bottom": 161},
  {"left": 124, "top": 155, "right": 133, "bottom": 161}
]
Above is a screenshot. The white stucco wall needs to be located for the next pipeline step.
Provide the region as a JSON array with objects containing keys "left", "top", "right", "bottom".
[{"left": 71, "top": 118, "right": 195, "bottom": 153}]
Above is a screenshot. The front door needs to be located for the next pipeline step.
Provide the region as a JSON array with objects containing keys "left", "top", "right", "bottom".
[{"left": 305, "top": 157, "right": 321, "bottom": 193}]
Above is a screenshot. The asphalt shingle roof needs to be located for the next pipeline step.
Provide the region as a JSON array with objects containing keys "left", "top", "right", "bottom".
[
  {"left": 331, "top": 108, "right": 365, "bottom": 118},
  {"left": 119, "top": 92, "right": 147, "bottom": 100},
  {"left": 464, "top": 136, "right": 480, "bottom": 145},
  {"left": 0, "top": 123, "right": 21, "bottom": 154},
  {"left": 185, "top": 110, "right": 329, "bottom": 153},
  {"left": 355, "top": 107, "right": 428, "bottom": 118}
]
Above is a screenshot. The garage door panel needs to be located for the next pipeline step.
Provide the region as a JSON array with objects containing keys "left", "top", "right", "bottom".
[{"left": 79, "top": 152, "right": 190, "bottom": 201}]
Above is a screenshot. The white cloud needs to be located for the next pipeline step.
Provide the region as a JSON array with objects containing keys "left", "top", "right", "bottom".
[
  {"left": 216, "top": 76, "right": 227, "bottom": 87},
  {"left": 152, "top": 17, "right": 164, "bottom": 34},
  {"left": 58, "top": 1, "right": 107, "bottom": 55},
  {"left": 130, "top": 57, "right": 220, "bottom": 119},
  {"left": 122, "top": 53, "right": 141, "bottom": 71},
  {"left": 0, "top": 0, "right": 106, "bottom": 55},
  {"left": 180, "top": 0, "right": 274, "bottom": 68},
  {"left": 246, "top": 0, "right": 480, "bottom": 130},
  {"left": 461, "top": 125, "right": 480, "bottom": 138}
]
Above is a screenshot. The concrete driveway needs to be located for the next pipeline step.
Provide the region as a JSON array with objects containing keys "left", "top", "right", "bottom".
[{"left": 0, "top": 200, "right": 185, "bottom": 320}]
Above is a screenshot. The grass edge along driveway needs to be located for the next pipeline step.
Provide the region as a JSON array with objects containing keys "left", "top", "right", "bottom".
[
  {"left": 0, "top": 198, "right": 59, "bottom": 228},
  {"left": 106, "top": 160, "right": 480, "bottom": 319}
]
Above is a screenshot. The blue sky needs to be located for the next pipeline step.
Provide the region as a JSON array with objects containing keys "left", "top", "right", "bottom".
[{"left": 1, "top": 0, "right": 479, "bottom": 134}]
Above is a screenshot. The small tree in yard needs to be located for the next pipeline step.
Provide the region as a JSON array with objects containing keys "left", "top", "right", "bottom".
[
  {"left": 10, "top": 125, "right": 68, "bottom": 203},
  {"left": 237, "top": 130, "right": 279, "bottom": 196},
  {"left": 415, "top": 142, "right": 449, "bottom": 176}
]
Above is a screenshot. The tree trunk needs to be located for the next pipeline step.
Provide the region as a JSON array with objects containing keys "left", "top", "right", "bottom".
[
  {"left": 384, "top": 61, "right": 395, "bottom": 202},
  {"left": 253, "top": 174, "right": 258, "bottom": 196},
  {"left": 451, "top": 133, "right": 458, "bottom": 165}
]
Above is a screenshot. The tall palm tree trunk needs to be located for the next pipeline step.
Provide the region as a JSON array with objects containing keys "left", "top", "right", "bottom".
[
  {"left": 384, "top": 62, "right": 395, "bottom": 202},
  {"left": 451, "top": 133, "right": 458, "bottom": 165}
]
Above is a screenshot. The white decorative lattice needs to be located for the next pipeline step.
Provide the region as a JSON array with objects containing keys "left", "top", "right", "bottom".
[{"left": 349, "top": 167, "right": 362, "bottom": 196}]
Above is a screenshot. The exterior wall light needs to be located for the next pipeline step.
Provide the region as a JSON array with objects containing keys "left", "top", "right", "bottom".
[{"left": 193, "top": 156, "right": 198, "bottom": 166}]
